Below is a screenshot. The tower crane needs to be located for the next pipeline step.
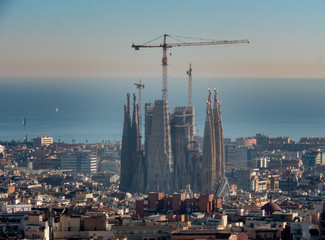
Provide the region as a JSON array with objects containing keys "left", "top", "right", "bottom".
[{"left": 132, "top": 34, "right": 249, "bottom": 100}]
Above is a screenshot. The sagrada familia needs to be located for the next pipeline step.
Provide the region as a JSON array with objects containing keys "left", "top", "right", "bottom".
[{"left": 120, "top": 89, "right": 229, "bottom": 196}]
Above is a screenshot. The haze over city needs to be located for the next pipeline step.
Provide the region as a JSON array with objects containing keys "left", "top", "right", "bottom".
[{"left": 0, "top": 0, "right": 325, "bottom": 78}]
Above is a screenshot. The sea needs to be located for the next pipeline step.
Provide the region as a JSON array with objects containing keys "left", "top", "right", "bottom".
[{"left": 0, "top": 77, "right": 325, "bottom": 144}]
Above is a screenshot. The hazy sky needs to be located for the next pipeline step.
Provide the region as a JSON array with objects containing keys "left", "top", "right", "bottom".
[{"left": 1, "top": 0, "right": 325, "bottom": 78}]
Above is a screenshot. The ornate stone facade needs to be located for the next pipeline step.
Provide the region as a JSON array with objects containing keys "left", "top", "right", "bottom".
[
  {"left": 145, "top": 99, "right": 174, "bottom": 193},
  {"left": 120, "top": 89, "right": 228, "bottom": 196}
]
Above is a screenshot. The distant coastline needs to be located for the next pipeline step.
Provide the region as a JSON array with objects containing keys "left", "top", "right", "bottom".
[{"left": 0, "top": 77, "right": 324, "bottom": 143}]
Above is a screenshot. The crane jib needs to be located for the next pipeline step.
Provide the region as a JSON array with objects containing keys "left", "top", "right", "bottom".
[{"left": 132, "top": 40, "right": 249, "bottom": 50}]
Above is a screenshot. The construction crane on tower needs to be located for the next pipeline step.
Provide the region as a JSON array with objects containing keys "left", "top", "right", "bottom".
[{"left": 132, "top": 34, "right": 249, "bottom": 100}]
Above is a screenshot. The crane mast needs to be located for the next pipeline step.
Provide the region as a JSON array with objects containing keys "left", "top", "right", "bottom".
[
  {"left": 132, "top": 34, "right": 249, "bottom": 100},
  {"left": 162, "top": 34, "right": 168, "bottom": 100}
]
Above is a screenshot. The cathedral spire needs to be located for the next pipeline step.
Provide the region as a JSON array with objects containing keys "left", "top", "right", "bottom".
[
  {"left": 213, "top": 89, "right": 225, "bottom": 188},
  {"left": 202, "top": 89, "right": 217, "bottom": 193},
  {"left": 120, "top": 93, "right": 132, "bottom": 192},
  {"left": 127, "top": 93, "right": 131, "bottom": 118},
  {"left": 214, "top": 88, "right": 218, "bottom": 107},
  {"left": 132, "top": 93, "right": 141, "bottom": 151},
  {"left": 132, "top": 93, "right": 138, "bottom": 133},
  {"left": 213, "top": 88, "right": 219, "bottom": 121},
  {"left": 218, "top": 101, "right": 222, "bottom": 120},
  {"left": 208, "top": 88, "right": 212, "bottom": 114}
]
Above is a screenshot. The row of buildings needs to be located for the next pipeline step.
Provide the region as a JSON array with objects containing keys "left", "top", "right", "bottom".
[
  {"left": 3, "top": 135, "right": 325, "bottom": 239},
  {"left": 222, "top": 134, "right": 325, "bottom": 174},
  {"left": 0, "top": 157, "right": 325, "bottom": 239},
  {"left": 0, "top": 140, "right": 121, "bottom": 175}
]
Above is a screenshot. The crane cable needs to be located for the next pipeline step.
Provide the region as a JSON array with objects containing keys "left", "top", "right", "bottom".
[
  {"left": 140, "top": 34, "right": 221, "bottom": 46},
  {"left": 167, "top": 35, "right": 187, "bottom": 44},
  {"left": 169, "top": 34, "right": 217, "bottom": 42},
  {"left": 141, "top": 35, "right": 164, "bottom": 45}
]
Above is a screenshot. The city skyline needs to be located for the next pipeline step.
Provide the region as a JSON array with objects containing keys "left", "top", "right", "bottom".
[
  {"left": 1, "top": 2, "right": 325, "bottom": 238},
  {"left": 0, "top": 0, "right": 325, "bottom": 78}
]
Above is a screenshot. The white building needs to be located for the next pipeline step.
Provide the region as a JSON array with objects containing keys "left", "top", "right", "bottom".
[
  {"left": 80, "top": 151, "right": 97, "bottom": 173},
  {"left": 315, "top": 151, "right": 325, "bottom": 165},
  {"left": 34, "top": 136, "right": 53, "bottom": 147},
  {"left": 250, "top": 156, "right": 269, "bottom": 169},
  {"left": 2, "top": 204, "right": 32, "bottom": 214},
  {"left": 225, "top": 208, "right": 245, "bottom": 216},
  {"left": 0, "top": 145, "right": 5, "bottom": 154}
]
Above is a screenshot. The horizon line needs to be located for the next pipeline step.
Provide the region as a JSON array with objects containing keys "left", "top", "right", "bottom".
[{"left": 1, "top": 75, "right": 325, "bottom": 80}]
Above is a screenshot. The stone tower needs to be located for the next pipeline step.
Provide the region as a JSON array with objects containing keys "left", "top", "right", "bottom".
[
  {"left": 201, "top": 88, "right": 227, "bottom": 195},
  {"left": 120, "top": 93, "right": 144, "bottom": 193},
  {"left": 145, "top": 99, "right": 174, "bottom": 193},
  {"left": 213, "top": 89, "right": 225, "bottom": 185},
  {"left": 170, "top": 105, "right": 196, "bottom": 191},
  {"left": 131, "top": 93, "right": 141, "bottom": 154},
  {"left": 201, "top": 89, "right": 217, "bottom": 193},
  {"left": 119, "top": 94, "right": 132, "bottom": 192},
  {"left": 130, "top": 94, "right": 143, "bottom": 192}
]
